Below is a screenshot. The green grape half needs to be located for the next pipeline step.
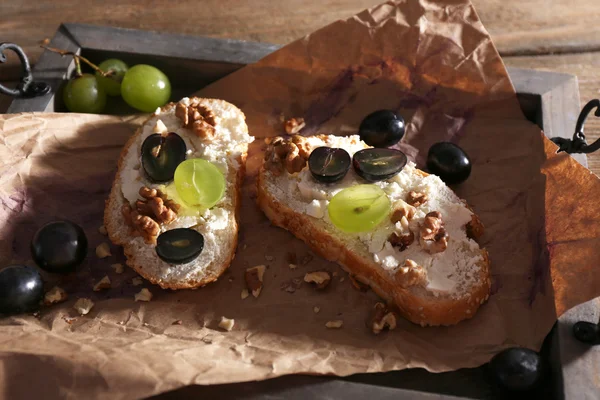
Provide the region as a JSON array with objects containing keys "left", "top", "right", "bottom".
[
  {"left": 121, "top": 64, "right": 171, "bottom": 112},
  {"left": 174, "top": 159, "right": 225, "bottom": 209},
  {"left": 95, "top": 59, "right": 128, "bottom": 96},
  {"left": 328, "top": 184, "right": 391, "bottom": 233},
  {"left": 62, "top": 74, "right": 106, "bottom": 114}
]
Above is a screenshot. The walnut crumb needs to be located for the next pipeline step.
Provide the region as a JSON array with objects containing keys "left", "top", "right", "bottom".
[
  {"left": 391, "top": 200, "right": 416, "bottom": 222},
  {"left": 111, "top": 263, "right": 124, "bottom": 274},
  {"left": 98, "top": 225, "right": 107, "bottom": 235},
  {"left": 132, "top": 277, "right": 144, "bottom": 286},
  {"left": 93, "top": 276, "right": 111, "bottom": 291},
  {"left": 389, "top": 231, "right": 415, "bottom": 251},
  {"left": 135, "top": 288, "right": 153, "bottom": 302},
  {"left": 44, "top": 286, "right": 68, "bottom": 305},
  {"left": 325, "top": 320, "right": 343, "bottom": 329},
  {"left": 304, "top": 271, "right": 331, "bottom": 289},
  {"left": 395, "top": 259, "right": 427, "bottom": 288},
  {"left": 419, "top": 211, "right": 448, "bottom": 254},
  {"left": 245, "top": 265, "right": 266, "bottom": 298},
  {"left": 218, "top": 316, "right": 235, "bottom": 331},
  {"left": 313, "top": 306, "right": 320, "bottom": 313},
  {"left": 406, "top": 191, "right": 428, "bottom": 207},
  {"left": 370, "top": 302, "right": 397, "bottom": 334},
  {"left": 284, "top": 117, "right": 306, "bottom": 134},
  {"left": 95, "top": 242, "right": 111, "bottom": 258},
  {"left": 73, "top": 298, "right": 94, "bottom": 315},
  {"left": 62, "top": 316, "right": 77, "bottom": 325},
  {"left": 241, "top": 289, "right": 249, "bottom": 300},
  {"left": 288, "top": 263, "right": 297, "bottom": 270}
]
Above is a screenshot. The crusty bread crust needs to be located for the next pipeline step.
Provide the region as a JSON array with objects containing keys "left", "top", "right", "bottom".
[
  {"left": 104, "top": 98, "right": 247, "bottom": 290},
  {"left": 257, "top": 166, "right": 491, "bottom": 326}
]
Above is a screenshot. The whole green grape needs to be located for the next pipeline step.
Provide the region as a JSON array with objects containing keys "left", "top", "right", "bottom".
[
  {"left": 121, "top": 65, "right": 171, "bottom": 112},
  {"left": 174, "top": 159, "right": 225, "bottom": 209},
  {"left": 328, "top": 184, "right": 390, "bottom": 233},
  {"left": 62, "top": 74, "right": 107, "bottom": 114},
  {"left": 95, "top": 59, "right": 128, "bottom": 96}
]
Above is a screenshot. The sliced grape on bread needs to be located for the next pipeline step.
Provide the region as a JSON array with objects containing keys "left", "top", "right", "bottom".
[
  {"left": 257, "top": 134, "right": 490, "bottom": 326},
  {"left": 104, "top": 97, "right": 253, "bottom": 289}
]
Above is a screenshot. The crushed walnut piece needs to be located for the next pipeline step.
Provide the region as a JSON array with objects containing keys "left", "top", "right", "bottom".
[
  {"left": 466, "top": 213, "right": 484, "bottom": 241},
  {"left": 419, "top": 211, "right": 448, "bottom": 254},
  {"left": 122, "top": 187, "right": 180, "bottom": 244},
  {"left": 395, "top": 259, "right": 427, "bottom": 288},
  {"left": 175, "top": 99, "right": 218, "bottom": 138},
  {"left": 349, "top": 275, "right": 370, "bottom": 292},
  {"left": 290, "top": 135, "right": 312, "bottom": 159},
  {"left": 135, "top": 288, "right": 153, "bottom": 302},
  {"left": 245, "top": 265, "right": 266, "bottom": 298},
  {"left": 44, "top": 286, "right": 68, "bottom": 305},
  {"left": 391, "top": 200, "right": 416, "bottom": 223},
  {"left": 264, "top": 136, "right": 309, "bottom": 175},
  {"left": 93, "top": 276, "right": 111, "bottom": 291},
  {"left": 132, "top": 277, "right": 144, "bottom": 286},
  {"left": 406, "top": 191, "right": 428, "bottom": 207},
  {"left": 111, "top": 263, "right": 124, "bottom": 274},
  {"left": 95, "top": 242, "right": 111, "bottom": 258},
  {"left": 73, "top": 298, "right": 94, "bottom": 315},
  {"left": 284, "top": 117, "right": 306, "bottom": 134},
  {"left": 389, "top": 231, "right": 415, "bottom": 251},
  {"left": 304, "top": 271, "right": 332, "bottom": 289},
  {"left": 369, "top": 302, "right": 397, "bottom": 334},
  {"left": 218, "top": 316, "right": 235, "bottom": 332},
  {"left": 325, "top": 320, "right": 343, "bottom": 329}
]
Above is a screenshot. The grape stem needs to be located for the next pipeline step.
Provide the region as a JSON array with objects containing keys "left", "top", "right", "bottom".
[{"left": 39, "top": 41, "right": 114, "bottom": 78}]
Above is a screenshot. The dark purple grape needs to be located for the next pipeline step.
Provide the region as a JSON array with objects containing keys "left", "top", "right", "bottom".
[
  {"left": 156, "top": 228, "right": 204, "bottom": 264},
  {"left": 0, "top": 265, "right": 44, "bottom": 315},
  {"left": 141, "top": 132, "right": 187, "bottom": 183},
  {"left": 573, "top": 321, "right": 600, "bottom": 344},
  {"left": 359, "top": 110, "right": 405, "bottom": 148},
  {"left": 308, "top": 147, "right": 351, "bottom": 183},
  {"left": 426, "top": 142, "right": 471, "bottom": 185},
  {"left": 490, "top": 348, "right": 543, "bottom": 392},
  {"left": 31, "top": 220, "right": 88, "bottom": 274},
  {"left": 352, "top": 148, "right": 407, "bottom": 182}
]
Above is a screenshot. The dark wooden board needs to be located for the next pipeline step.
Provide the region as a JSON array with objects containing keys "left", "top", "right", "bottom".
[{"left": 2, "top": 23, "right": 597, "bottom": 400}]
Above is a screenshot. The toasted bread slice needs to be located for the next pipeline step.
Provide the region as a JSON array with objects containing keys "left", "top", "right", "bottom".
[
  {"left": 257, "top": 134, "right": 490, "bottom": 326},
  {"left": 104, "top": 97, "right": 253, "bottom": 289}
]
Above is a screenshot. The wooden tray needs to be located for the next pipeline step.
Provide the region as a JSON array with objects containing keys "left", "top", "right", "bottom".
[{"left": 3, "top": 23, "right": 599, "bottom": 400}]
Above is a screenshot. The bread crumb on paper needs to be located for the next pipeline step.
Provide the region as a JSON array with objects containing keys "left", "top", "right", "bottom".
[
  {"left": 44, "top": 286, "right": 68, "bottom": 305},
  {"left": 218, "top": 316, "right": 235, "bottom": 332},
  {"left": 288, "top": 263, "right": 297, "bottom": 270},
  {"left": 172, "top": 320, "right": 183, "bottom": 325},
  {"left": 98, "top": 225, "right": 107, "bottom": 235},
  {"left": 245, "top": 265, "right": 266, "bottom": 298},
  {"left": 132, "top": 277, "right": 144, "bottom": 286},
  {"left": 135, "top": 288, "right": 153, "bottom": 302},
  {"left": 241, "top": 289, "right": 249, "bottom": 300},
  {"left": 325, "top": 320, "right": 343, "bottom": 329},
  {"left": 265, "top": 255, "right": 274, "bottom": 261},
  {"left": 62, "top": 315, "right": 77, "bottom": 325},
  {"left": 95, "top": 242, "right": 111, "bottom": 258},
  {"left": 93, "top": 276, "right": 111, "bottom": 291},
  {"left": 304, "top": 271, "right": 331, "bottom": 289},
  {"left": 313, "top": 306, "right": 320, "bottom": 314},
  {"left": 111, "top": 263, "right": 124, "bottom": 274},
  {"left": 73, "top": 298, "right": 94, "bottom": 315}
]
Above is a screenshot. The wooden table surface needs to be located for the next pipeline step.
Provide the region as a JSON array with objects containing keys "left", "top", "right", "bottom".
[{"left": 2, "top": 0, "right": 600, "bottom": 173}]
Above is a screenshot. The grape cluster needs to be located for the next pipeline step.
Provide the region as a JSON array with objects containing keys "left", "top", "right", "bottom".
[{"left": 62, "top": 57, "right": 171, "bottom": 114}]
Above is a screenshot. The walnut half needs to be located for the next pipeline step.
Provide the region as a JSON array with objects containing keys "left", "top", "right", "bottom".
[
  {"left": 406, "top": 191, "right": 428, "bottom": 207},
  {"left": 419, "top": 211, "right": 448, "bottom": 254},
  {"left": 122, "top": 187, "right": 180, "bottom": 244},
  {"left": 264, "top": 136, "right": 309, "bottom": 175},
  {"left": 175, "top": 99, "right": 218, "bottom": 139}
]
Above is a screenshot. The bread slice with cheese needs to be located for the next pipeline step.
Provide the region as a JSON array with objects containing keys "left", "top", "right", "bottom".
[
  {"left": 257, "top": 134, "right": 490, "bottom": 326},
  {"left": 104, "top": 97, "right": 253, "bottom": 289}
]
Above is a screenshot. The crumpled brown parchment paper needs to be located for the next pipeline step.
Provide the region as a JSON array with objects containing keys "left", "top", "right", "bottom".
[{"left": 1, "top": 0, "right": 600, "bottom": 399}]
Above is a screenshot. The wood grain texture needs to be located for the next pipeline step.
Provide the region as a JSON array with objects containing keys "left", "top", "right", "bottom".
[{"left": 1, "top": 0, "right": 600, "bottom": 79}]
